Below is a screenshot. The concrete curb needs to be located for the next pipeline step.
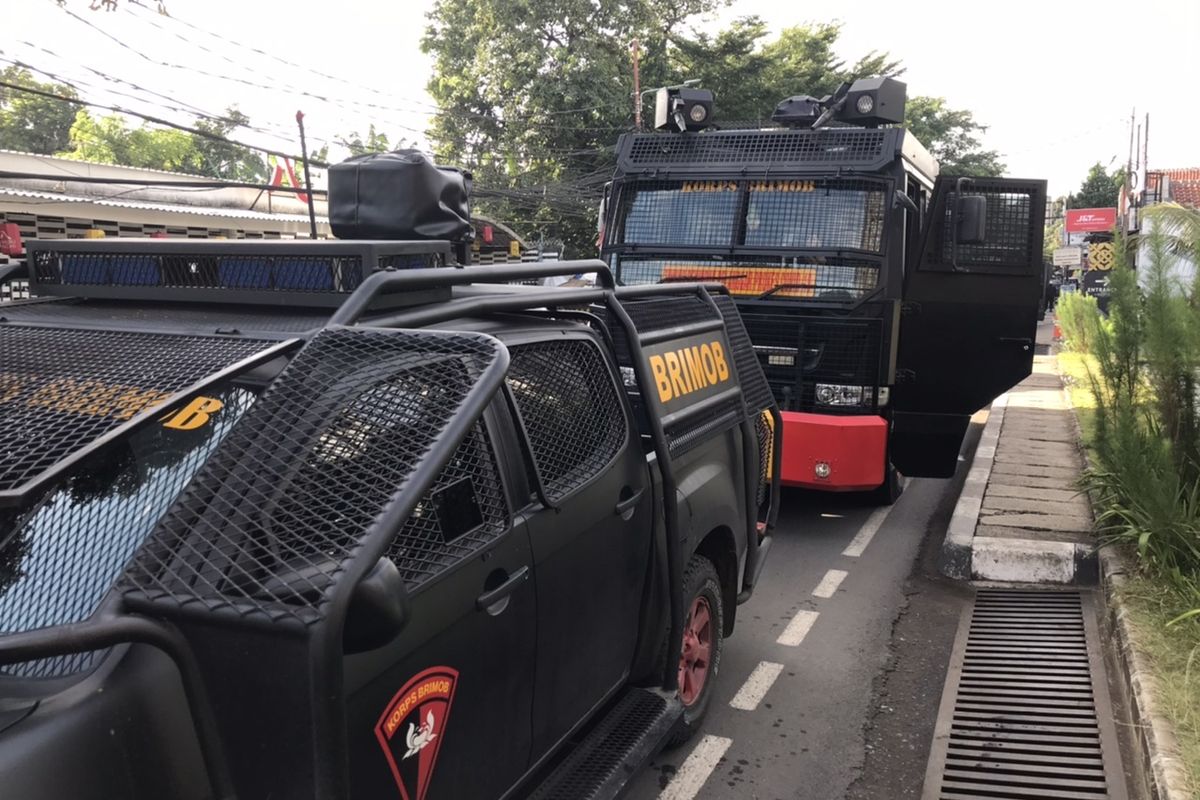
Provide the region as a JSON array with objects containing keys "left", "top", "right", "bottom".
[
  {"left": 1061, "top": 373, "right": 1193, "bottom": 800},
  {"left": 1100, "top": 547, "right": 1191, "bottom": 800},
  {"left": 938, "top": 359, "right": 1101, "bottom": 585},
  {"left": 938, "top": 394, "right": 1006, "bottom": 580}
]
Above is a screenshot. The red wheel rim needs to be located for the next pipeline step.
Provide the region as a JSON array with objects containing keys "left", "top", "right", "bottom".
[{"left": 677, "top": 595, "right": 713, "bottom": 707}]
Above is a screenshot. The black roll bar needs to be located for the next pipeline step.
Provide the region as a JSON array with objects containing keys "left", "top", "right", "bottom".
[
  {"left": 0, "top": 603, "right": 237, "bottom": 800},
  {"left": 328, "top": 260, "right": 616, "bottom": 327}
]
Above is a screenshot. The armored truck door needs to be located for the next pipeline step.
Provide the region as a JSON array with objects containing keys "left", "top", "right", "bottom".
[{"left": 892, "top": 177, "right": 1047, "bottom": 477}]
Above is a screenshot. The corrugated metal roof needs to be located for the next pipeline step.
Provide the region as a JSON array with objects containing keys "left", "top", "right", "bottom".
[{"left": 0, "top": 186, "right": 326, "bottom": 224}]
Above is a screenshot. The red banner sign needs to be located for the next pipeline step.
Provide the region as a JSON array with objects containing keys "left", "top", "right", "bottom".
[{"left": 1065, "top": 208, "right": 1116, "bottom": 233}]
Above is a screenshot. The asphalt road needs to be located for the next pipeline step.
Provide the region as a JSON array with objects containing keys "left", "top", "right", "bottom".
[{"left": 624, "top": 422, "right": 983, "bottom": 800}]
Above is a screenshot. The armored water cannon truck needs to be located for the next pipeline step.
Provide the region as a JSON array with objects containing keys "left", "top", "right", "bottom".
[{"left": 602, "top": 76, "right": 1047, "bottom": 503}]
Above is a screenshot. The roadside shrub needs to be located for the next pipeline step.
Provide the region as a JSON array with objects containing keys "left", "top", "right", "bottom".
[
  {"left": 1056, "top": 291, "right": 1104, "bottom": 354},
  {"left": 1085, "top": 225, "right": 1200, "bottom": 584}
]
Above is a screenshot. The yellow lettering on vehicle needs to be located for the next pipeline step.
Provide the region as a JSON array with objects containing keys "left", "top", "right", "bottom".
[
  {"left": 650, "top": 355, "right": 672, "bottom": 403},
  {"left": 712, "top": 342, "right": 730, "bottom": 381},
  {"left": 23, "top": 377, "right": 170, "bottom": 420},
  {"left": 163, "top": 396, "right": 224, "bottom": 431},
  {"left": 647, "top": 339, "right": 733, "bottom": 404}
]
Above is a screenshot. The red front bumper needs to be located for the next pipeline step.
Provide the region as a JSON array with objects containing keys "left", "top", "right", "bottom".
[{"left": 780, "top": 411, "right": 888, "bottom": 491}]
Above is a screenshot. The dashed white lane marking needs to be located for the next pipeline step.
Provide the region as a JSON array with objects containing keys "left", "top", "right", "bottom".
[
  {"left": 657, "top": 734, "right": 733, "bottom": 800},
  {"left": 812, "top": 568, "right": 848, "bottom": 599},
  {"left": 776, "top": 609, "right": 819, "bottom": 646},
  {"left": 842, "top": 506, "right": 892, "bottom": 558},
  {"left": 729, "top": 661, "right": 784, "bottom": 711}
]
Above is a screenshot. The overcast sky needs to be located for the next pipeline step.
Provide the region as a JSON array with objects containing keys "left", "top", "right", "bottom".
[{"left": 7, "top": 0, "right": 1199, "bottom": 199}]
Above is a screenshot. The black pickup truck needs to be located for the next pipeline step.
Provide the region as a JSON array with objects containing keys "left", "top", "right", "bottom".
[{"left": 0, "top": 240, "right": 780, "bottom": 800}]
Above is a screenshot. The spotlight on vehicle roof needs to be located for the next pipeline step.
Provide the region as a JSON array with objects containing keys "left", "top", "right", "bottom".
[
  {"left": 838, "top": 77, "right": 905, "bottom": 126},
  {"left": 772, "top": 76, "right": 907, "bottom": 130},
  {"left": 655, "top": 87, "right": 714, "bottom": 132}
]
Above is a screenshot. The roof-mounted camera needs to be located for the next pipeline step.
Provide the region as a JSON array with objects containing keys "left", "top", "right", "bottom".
[{"left": 772, "top": 76, "right": 906, "bottom": 130}]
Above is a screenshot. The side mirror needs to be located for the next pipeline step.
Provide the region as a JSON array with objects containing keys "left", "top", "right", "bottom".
[
  {"left": 344, "top": 557, "right": 410, "bottom": 654},
  {"left": 955, "top": 194, "right": 987, "bottom": 245}
]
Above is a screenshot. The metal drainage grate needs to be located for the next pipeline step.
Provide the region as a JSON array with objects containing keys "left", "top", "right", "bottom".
[{"left": 923, "top": 590, "right": 1127, "bottom": 800}]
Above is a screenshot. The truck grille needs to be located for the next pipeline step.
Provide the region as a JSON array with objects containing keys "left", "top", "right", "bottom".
[{"left": 737, "top": 308, "right": 884, "bottom": 413}]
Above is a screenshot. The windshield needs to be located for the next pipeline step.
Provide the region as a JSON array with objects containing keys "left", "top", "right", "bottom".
[
  {"left": 610, "top": 178, "right": 887, "bottom": 300},
  {"left": 615, "top": 178, "right": 887, "bottom": 252},
  {"left": 0, "top": 380, "right": 257, "bottom": 678}
]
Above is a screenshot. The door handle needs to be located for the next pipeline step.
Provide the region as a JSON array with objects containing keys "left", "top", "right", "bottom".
[
  {"left": 614, "top": 487, "right": 645, "bottom": 519},
  {"left": 475, "top": 566, "right": 529, "bottom": 613},
  {"left": 997, "top": 336, "right": 1033, "bottom": 351}
]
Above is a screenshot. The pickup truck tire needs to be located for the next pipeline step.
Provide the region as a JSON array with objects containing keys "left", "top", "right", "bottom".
[{"left": 662, "top": 554, "right": 724, "bottom": 748}]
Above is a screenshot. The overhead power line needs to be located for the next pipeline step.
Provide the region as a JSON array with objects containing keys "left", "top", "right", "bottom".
[
  {"left": 114, "top": 2, "right": 632, "bottom": 129},
  {"left": 0, "top": 169, "right": 322, "bottom": 195},
  {"left": 0, "top": 78, "right": 329, "bottom": 168}
]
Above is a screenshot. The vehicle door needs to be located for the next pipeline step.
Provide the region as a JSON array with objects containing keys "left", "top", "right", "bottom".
[
  {"left": 346, "top": 402, "right": 537, "bottom": 800},
  {"left": 892, "top": 176, "right": 1047, "bottom": 477},
  {"left": 504, "top": 332, "right": 653, "bottom": 759}
]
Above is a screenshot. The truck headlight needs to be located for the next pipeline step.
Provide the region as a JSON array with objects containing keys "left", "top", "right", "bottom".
[{"left": 815, "top": 383, "right": 874, "bottom": 406}]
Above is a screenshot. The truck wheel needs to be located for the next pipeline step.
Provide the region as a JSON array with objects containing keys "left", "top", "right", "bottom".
[
  {"left": 867, "top": 462, "right": 903, "bottom": 506},
  {"left": 665, "top": 555, "right": 724, "bottom": 748}
]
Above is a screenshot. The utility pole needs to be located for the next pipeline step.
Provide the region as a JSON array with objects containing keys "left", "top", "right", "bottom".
[
  {"left": 295, "top": 110, "right": 318, "bottom": 240},
  {"left": 631, "top": 39, "right": 641, "bottom": 130}
]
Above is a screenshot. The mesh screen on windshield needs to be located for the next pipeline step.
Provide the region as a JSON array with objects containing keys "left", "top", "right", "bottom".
[
  {"left": 0, "top": 327, "right": 272, "bottom": 495},
  {"left": 0, "top": 383, "right": 256, "bottom": 678},
  {"left": 614, "top": 178, "right": 887, "bottom": 253},
  {"left": 618, "top": 255, "right": 879, "bottom": 300}
]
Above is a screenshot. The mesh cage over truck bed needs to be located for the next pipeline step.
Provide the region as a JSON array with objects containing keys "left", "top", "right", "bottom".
[{"left": 122, "top": 327, "right": 505, "bottom": 626}]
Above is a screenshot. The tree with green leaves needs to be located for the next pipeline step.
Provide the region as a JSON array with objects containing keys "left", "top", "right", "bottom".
[
  {"left": 423, "top": 6, "right": 1006, "bottom": 253},
  {"left": 903, "top": 96, "right": 1005, "bottom": 177},
  {"left": 192, "top": 109, "right": 268, "bottom": 182},
  {"left": 341, "top": 124, "right": 409, "bottom": 156},
  {"left": 1069, "top": 162, "right": 1122, "bottom": 209},
  {"left": 58, "top": 105, "right": 269, "bottom": 181},
  {"left": 0, "top": 66, "right": 82, "bottom": 155}
]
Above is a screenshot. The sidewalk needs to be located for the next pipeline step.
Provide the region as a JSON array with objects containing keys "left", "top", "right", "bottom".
[{"left": 940, "top": 317, "right": 1098, "bottom": 583}]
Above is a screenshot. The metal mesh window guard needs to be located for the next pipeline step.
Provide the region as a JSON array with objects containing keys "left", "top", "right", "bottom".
[
  {"left": 506, "top": 341, "right": 627, "bottom": 502},
  {"left": 0, "top": 327, "right": 273, "bottom": 494},
  {"left": 0, "top": 385, "right": 256, "bottom": 678},
  {"left": 935, "top": 189, "right": 1035, "bottom": 270},
  {"left": 619, "top": 181, "right": 740, "bottom": 247},
  {"left": 743, "top": 179, "right": 886, "bottom": 252},
  {"left": 618, "top": 256, "right": 879, "bottom": 301},
  {"left": 122, "top": 328, "right": 503, "bottom": 625},
  {"left": 384, "top": 422, "right": 509, "bottom": 591}
]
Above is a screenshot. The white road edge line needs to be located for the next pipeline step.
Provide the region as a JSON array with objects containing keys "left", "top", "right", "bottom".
[
  {"left": 657, "top": 734, "right": 733, "bottom": 800},
  {"left": 729, "top": 661, "right": 784, "bottom": 711},
  {"left": 777, "top": 609, "right": 819, "bottom": 646},
  {"left": 812, "top": 569, "right": 848, "bottom": 599},
  {"left": 842, "top": 506, "right": 893, "bottom": 558}
]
